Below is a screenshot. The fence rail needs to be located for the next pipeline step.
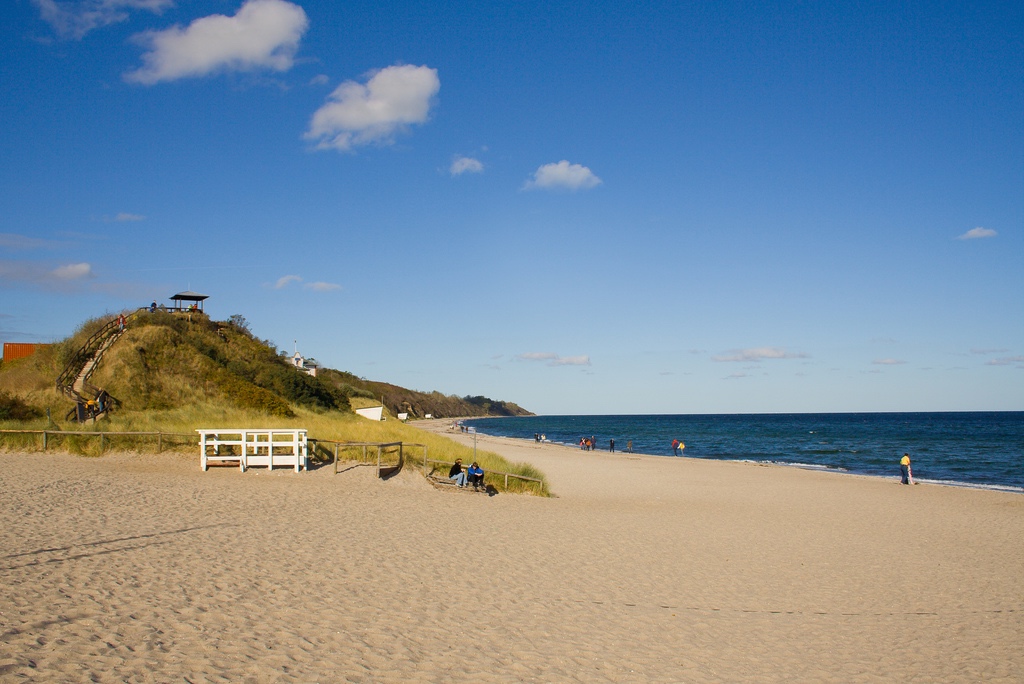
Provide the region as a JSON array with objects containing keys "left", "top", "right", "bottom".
[
  {"left": 309, "top": 439, "right": 422, "bottom": 478},
  {"left": 0, "top": 431, "right": 546, "bottom": 493},
  {"left": 55, "top": 308, "right": 147, "bottom": 399},
  {"left": 424, "top": 458, "right": 544, "bottom": 492},
  {"left": 0, "top": 429, "right": 194, "bottom": 453}
]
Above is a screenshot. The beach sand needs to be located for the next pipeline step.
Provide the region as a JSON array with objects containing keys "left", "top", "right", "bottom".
[{"left": 1, "top": 424, "right": 1021, "bottom": 682}]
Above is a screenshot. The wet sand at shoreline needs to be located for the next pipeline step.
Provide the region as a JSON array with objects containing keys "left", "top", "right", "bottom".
[{"left": 1, "top": 424, "right": 1021, "bottom": 681}]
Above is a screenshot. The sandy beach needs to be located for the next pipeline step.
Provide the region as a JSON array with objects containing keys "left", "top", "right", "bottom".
[{"left": 1, "top": 424, "right": 1021, "bottom": 682}]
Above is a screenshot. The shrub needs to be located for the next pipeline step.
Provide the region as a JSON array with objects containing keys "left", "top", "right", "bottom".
[
  {"left": 212, "top": 370, "right": 295, "bottom": 417},
  {"left": 0, "top": 391, "right": 42, "bottom": 421}
]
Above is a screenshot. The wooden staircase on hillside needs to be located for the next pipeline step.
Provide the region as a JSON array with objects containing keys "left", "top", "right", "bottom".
[{"left": 56, "top": 314, "right": 130, "bottom": 422}]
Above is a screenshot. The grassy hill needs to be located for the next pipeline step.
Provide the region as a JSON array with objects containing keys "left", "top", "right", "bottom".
[
  {"left": 0, "top": 311, "right": 532, "bottom": 421},
  {"left": 0, "top": 311, "right": 546, "bottom": 493}
]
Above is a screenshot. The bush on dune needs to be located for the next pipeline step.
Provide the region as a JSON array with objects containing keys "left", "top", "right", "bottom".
[{"left": 0, "top": 390, "right": 41, "bottom": 421}]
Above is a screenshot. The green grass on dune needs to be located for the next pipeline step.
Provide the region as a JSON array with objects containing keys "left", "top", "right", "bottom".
[{"left": 0, "top": 312, "right": 548, "bottom": 495}]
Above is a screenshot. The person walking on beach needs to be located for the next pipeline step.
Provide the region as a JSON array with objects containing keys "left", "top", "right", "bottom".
[
  {"left": 449, "top": 458, "right": 466, "bottom": 487},
  {"left": 626, "top": 440, "right": 633, "bottom": 453},
  {"left": 900, "top": 453, "right": 914, "bottom": 485},
  {"left": 672, "top": 439, "right": 685, "bottom": 456},
  {"left": 609, "top": 438, "right": 615, "bottom": 452}
]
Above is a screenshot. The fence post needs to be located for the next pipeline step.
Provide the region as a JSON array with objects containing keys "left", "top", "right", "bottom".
[
  {"left": 423, "top": 444, "right": 427, "bottom": 474},
  {"left": 42, "top": 430, "right": 47, "bottom": 451},
  {"left": 99, "top": 433, "right": 105, "bottom": 453},
  {"left": 158, "top": 432, "right": 162, "bottom": 453},
  {"left": 376, "top": 445, "right": 381, "bottom": 478},
  {"left": 505, "top": 473, "right": 509, "bottom": 488},
  {"left": 334, "top": 443, "right": 339, "bottom": 475}
]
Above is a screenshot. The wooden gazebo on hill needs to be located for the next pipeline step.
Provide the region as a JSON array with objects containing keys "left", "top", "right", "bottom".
[{"left": 170, "top": 291, "right": 209, "bottom": 312}]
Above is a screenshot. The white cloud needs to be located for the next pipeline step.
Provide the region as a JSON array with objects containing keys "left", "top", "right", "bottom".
[
  {"left": 872, "top": 358, "right": 906, "bottom": 365},
  {"left": 305, "top": 65, "right": 440, "bottom": 151},
  {"left": 33, "top": 0, "right": 172, "bottom": 40},
  {"left": 986, "top": 356, "right": 1024, "bottom": 367},
  {"left": 958, "top": 227, "right": 997, "bottom": 240},
  {"left": 515, "top": 352, "right": 558, "bottom": 362},
  {"left": 971, "top": 348, "right": 1008, "bottom": 355},
  {"left": 304, "top": 281, "right": 341, "bottom": 292},
  {"left": 450, "top": 156, "right": 483, "bottom": 176},
  {"left": 0, "top": 260, "right": 94, "bottom": 290},
  {"left": 515, "top": 352, "right": 590, "bottom": 366},
  {"left": 113, "top": 212, "right": 145, "bottom": 222},
  {"left": 273, "top": 275, "right": 340, "bottom": 292},
  {"left": 52, "top": 263, "right": 92, "bottom": 280},
  {"left": 125, "top": 0, "right": 308, "bottom": 85},
  {"left": 524, "top": 160, "right": 601, "bottom": 191},
  {"left": 0, "top": 233, "right": 52, "bottom": 250},
  {"left": 274, "top": 274, "right": 301, "bottom": 289},
  {"left": 550, "top": 355, "right": 591, "bottom": 366},
  {"left": 309, "top": 74, "right": 329, "bottom": 86},
  {"left": 712, "top": 347, "right": 808, "bottom": 362}
]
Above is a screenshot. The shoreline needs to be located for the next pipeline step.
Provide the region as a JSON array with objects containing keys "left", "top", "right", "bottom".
[{"left": 448, "top": 414, "right": 1024, "bottom": 494}]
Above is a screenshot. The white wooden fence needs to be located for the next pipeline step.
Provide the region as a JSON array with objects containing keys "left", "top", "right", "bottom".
[{"left": 197, "top": 429, "right": 308, "bottom": 472}]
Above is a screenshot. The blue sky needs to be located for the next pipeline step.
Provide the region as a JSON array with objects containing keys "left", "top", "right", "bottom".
[{"left": 2, "top": 0, "right": 1022, "bottom": 414}]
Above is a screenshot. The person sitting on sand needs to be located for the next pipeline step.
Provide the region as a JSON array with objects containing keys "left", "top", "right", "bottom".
[
  {"left": 449, "top": 459, "right": 466, "bottom": 487},
  {"left": 900, "top": 453, "right": 913, "bottom": 485},
  {"left": 467, "top": 462, "right": 485, "bottom": 490}
]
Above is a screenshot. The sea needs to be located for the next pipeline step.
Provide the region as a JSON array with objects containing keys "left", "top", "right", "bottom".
[{"left": 462, "top": 412, "right": 1024, "bottom": 492}]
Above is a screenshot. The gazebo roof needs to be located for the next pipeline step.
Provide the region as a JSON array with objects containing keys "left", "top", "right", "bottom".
[{"left": 171, "top": 291, "right": 209, "bottom": 302}]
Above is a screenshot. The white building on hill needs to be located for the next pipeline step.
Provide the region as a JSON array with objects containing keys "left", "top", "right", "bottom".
[{"left": 290, "top": 343, "right": 319, "bottom": 377}]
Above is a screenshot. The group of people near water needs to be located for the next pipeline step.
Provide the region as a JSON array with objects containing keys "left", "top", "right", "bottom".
[
  {"left": 575, "top": 436, "right": 651, "bottom": 453},
  {"left": 574, "top": 436, "right": 687, "bottom": 455}
]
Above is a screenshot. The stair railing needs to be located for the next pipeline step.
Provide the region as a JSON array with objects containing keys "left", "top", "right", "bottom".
[{"left": 55, "top": 317, "right": 122, "bottom": 399}]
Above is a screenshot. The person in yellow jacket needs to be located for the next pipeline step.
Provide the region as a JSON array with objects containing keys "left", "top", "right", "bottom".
[{"left": 900, "top": 453, "right": 913, "bottom": 485}]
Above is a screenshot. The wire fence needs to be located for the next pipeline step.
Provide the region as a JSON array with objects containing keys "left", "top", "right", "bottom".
[{"left": 0, "top": 429, "right": 194, "bottom": 454}]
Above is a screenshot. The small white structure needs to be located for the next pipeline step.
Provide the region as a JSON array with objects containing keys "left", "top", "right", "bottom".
[
  {"left": 197, "top": 429, "right": 308, "bottom": 472},
  {"left": 355, "top": 406, "right": 384, "bottom": 421},
  {"left": 425, "top": 413, "right": 433, "bottom": 419},
  {"left": 397, "top": 412, "right": 408, "bottom": 421},
  {"left": 289, "top": 342, "right": 319, "bottom": 377}
]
